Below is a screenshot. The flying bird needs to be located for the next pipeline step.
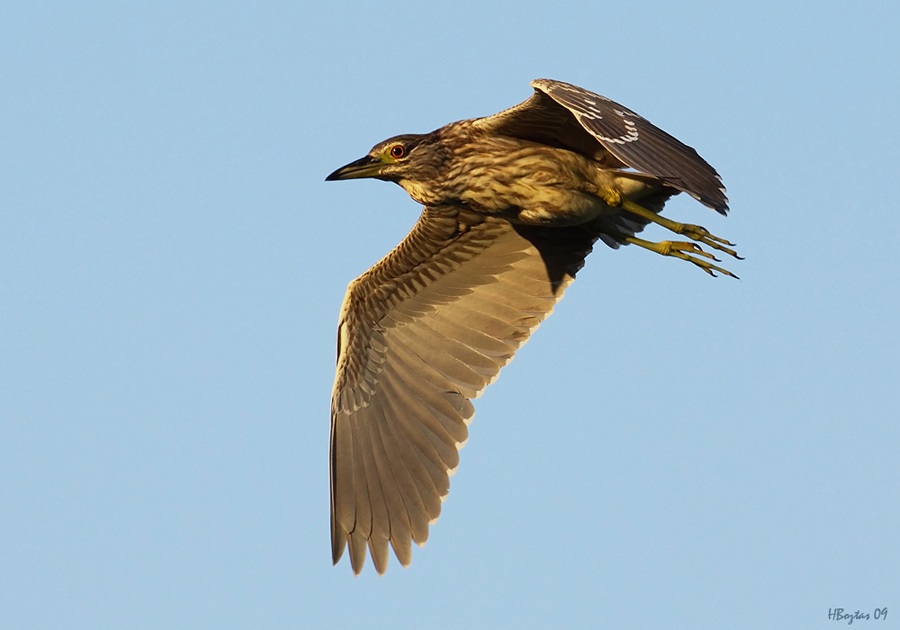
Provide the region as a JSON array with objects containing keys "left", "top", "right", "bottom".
[{"left": 326, "top": 78, "right": 739, "bottom": 574}]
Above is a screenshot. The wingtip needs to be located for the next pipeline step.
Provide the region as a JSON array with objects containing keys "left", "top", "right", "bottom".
[
  {"left": 347, "top": 532, "right": 368, "bottom": 575},
  {"left": 714, "top": 196, "right": 730, "bottom": 216}
]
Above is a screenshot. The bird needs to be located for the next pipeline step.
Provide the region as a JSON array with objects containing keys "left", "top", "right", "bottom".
[{"left": 325, "top": 78, "right": 739, "bottom": 575}]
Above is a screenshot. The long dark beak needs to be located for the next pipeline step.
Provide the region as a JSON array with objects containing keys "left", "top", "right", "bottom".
[{"left": 325, "top": 155, "right": 385, "bottom": 181}]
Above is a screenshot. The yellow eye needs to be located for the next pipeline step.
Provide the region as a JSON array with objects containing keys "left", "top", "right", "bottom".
[{"left": 389, "top": 144, "right": 406, "bottom": 159}]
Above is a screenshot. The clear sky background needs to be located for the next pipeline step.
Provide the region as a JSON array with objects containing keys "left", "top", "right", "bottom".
[{"left": 2, "top": 2, "right": 898, "bottom": 629}]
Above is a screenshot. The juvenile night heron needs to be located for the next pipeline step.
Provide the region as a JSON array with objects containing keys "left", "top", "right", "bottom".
[{"left": 326, "top": 78, "right": 739, "bottom": 575}]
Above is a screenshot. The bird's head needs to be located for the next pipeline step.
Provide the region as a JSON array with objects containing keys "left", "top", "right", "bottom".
[{"left": 326, "top": 132, "right": 449, "bottom": 205}]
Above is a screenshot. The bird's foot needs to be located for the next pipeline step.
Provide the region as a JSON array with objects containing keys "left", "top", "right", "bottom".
[
  {"left": 620, "top": 200, "right": 742, "bottom": 260},
  {"left": 669, "top": 222, "right": 741, "bottom": 259},
  {"left": 624, "top": 236, "right": 739, "bottom": 279}
]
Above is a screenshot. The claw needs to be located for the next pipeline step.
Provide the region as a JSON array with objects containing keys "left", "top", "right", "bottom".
[
  {"left": 623, "top": 236, "right": 740, "bottom": 279},
  {"left": 620, "top": 200, "right": 742, "bottom": 260},
  {"left": 676, "top": 224, "right": 743, "bottom": 259}
]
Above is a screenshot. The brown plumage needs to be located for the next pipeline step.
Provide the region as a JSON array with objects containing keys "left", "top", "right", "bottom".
[{"left": 326, "top": 79, "right": 738, "bottom": 574}]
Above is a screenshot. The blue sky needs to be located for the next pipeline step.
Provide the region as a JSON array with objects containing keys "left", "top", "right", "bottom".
[{"left": 2, "top": 2, "right": 898, "bottom": 628}]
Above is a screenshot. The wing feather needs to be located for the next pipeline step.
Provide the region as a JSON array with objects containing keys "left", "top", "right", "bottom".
[
  {"left": 474, "top": 78, "right": 728, "bottom": 214},
  {"left": 330, "top": 205, "right": 598, "bottom": 574}
]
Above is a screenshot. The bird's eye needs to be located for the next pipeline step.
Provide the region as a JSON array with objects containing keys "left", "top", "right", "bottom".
[{"left": 389, "top": 144, "right": 406, "bottom": 159}]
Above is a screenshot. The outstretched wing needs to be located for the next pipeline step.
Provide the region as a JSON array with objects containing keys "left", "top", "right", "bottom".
[
  {"left": 474, "top": 78, "right": 728, "bottom": 214},
  {"left": 330, "top": 205, "right": 598, "bottom": 574}
]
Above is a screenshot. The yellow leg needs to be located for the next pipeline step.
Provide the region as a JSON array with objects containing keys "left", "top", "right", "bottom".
[
  {"left": 620, "top": 200, "right": 742, "bottom": 260},
  {"left": 623, "top": 235, "right": 739, "bottom": 279}
]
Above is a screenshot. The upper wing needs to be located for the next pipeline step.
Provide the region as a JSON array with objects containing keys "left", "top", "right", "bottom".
[
  {"left": 330, "top": 205, "right": 598, "bottom": 574},
  {"left": 474, "top": 78, "right": 728, "bottom": 214}
]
